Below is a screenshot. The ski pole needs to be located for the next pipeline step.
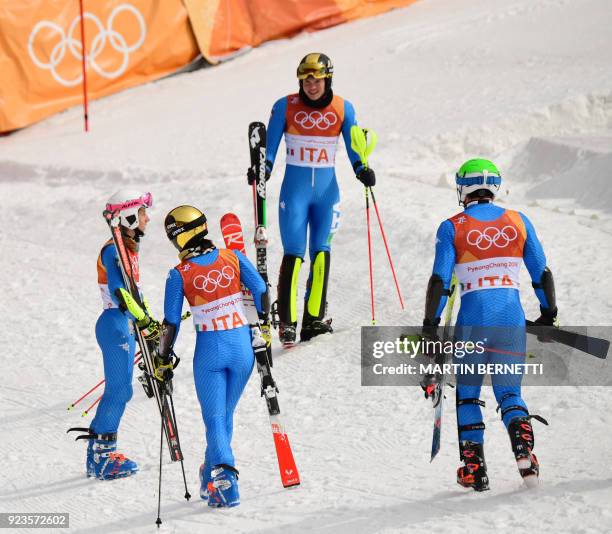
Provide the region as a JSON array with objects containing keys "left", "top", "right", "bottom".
[
  {"left": 156, "top": 418, "right": 164, "bottom": 527},
  {"left": 369, "top": 187, "right": 405, "bottom": 310},
  {"left": 81, "top": 393, "right": 102, "bottom": 417},
  {"left": 68, "top": 377, "right": 105, "bottom": 412},
  {"left": 67, "top": 353, "right": 142, "bottom": 411},
  {"left": 365, "top": 188, "right": 376, "bottom": 325},
  {"left": 67, "top": 312, "right": 192, "bottom": 411}
]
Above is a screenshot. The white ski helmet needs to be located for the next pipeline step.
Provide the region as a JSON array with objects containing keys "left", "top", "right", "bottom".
[
  {"left": 106, "top": 190, "right": 153, "bottom": 230},
  {"left": 455, "top": 159, "right": 502, "bottom": 206}
]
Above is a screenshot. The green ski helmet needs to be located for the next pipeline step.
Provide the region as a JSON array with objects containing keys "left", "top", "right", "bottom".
[{"left": 455, "top": 158, "right": 502, "bottom": 206}]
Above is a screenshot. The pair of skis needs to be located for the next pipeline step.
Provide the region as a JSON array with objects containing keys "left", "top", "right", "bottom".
[
  {"left": 215, "top": 121, "right": 300, "bottom": 489},
  {"left": 102, "top": 210, "right": 186, "bottom": 467},
  {"left": 220, "top": 212, "right": 300, "bottom": 489}
]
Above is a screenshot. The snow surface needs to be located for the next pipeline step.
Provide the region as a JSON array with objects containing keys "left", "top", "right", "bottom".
[{"left": 1, "top": 0, "right": 612, "bottom": 532}]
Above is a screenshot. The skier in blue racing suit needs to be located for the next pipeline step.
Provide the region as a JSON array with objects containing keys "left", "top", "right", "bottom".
[
  {"left": 249, "top": 53, "right": 376, "bottom": 345},
  {"left": 69, "top": 190, "right": 160, "bottom": 481},
  {"left": 423, "top": 159, "right": 557, "bottom": 491},
  {"left": 159, "top": 205, "right": 268, "bottom": 508}
]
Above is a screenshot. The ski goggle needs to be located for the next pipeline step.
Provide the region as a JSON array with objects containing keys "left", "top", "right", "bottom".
[
  {"left": 106, "top": 192, "right": 153, "bottom": 212},
  {"left": 297, "top": 63, "right": 330, "bottom": 80},
  {"left": 455, "top": 174, "right": 501, "bottom": 186}
]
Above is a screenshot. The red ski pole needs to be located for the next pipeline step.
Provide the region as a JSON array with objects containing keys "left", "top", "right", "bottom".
[
  {"left": 81, "top": 393, "right": 102, "bottom": 417},
  {"left": 369, "top": 187, "right": 405, "bottom": 310},
  {"left": 67, "top": 353, "right": 141, "bottom": 411},
  {"left": 67, "top": 377, "right": 105, "bottom": 411},
  {"left": 365, "top": 188, "right": 376, "bottom": 325}
]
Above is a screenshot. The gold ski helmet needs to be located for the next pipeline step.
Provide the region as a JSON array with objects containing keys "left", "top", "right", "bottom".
[
  {"left": 297, "top": 53, "right": 333, "bottom": 80},
  {"left": 164, "top": 205, "right": 208, "bottom": 255}
]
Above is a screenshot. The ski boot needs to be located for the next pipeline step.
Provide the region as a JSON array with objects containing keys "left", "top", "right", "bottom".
[
  {"left": 87, "top": 432, "right": 138, "bottom": 480},
  {"left": 199, "top": 463, "right": 212, "bottom": 500},
  {"left": 207, "top": 465, "right": 240, "bottom": 508},
  {"left": 299, "top": 311, "right": 333, "bottom": 342},
  {"left": 508, "top": 416, "right": 547, "bottom": 488},
  {"left": 279, "top": 322, "right": 297, "bottom": 347},
  {"left": 457, "top": 441, "right": 489, "bottom": 492}
]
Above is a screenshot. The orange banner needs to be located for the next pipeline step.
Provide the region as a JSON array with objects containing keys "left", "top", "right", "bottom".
[
  {"left": 0, "top": 0, "right": 198, "bottom": 132},
  {"left": 184, "top": 0, "right": 418, "bottom": 63}
]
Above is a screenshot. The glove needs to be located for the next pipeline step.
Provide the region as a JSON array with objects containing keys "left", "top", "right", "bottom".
[
  {"left": 247, "top": 167, "right": 271, "bottom": 185},
  {"left": 422, "top": 317, "right": 441, "bottom": 341},
  {"left": 137, "top": 315, "right": 161, "bottom": 342},
  {"left": 153, "top": 352, "right": 174, "bottom": 382},
  {"left": 356, "top": 167, "right": 376, "bottom": 187},
  {"left": 260, "top": 321, "right": 273, "bottom": 352},
  {"left": 534, "top": 306, "right": 558, "bottom": 327}
]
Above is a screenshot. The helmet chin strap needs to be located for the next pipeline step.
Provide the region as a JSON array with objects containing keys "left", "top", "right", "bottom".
[{"left": 464, "top": 197, "right": 493, "bottom": 208}]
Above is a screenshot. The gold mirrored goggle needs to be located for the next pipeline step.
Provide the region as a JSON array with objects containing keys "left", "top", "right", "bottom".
[{"left": 297, "top": 64, "right": 330, "bottom": 80}]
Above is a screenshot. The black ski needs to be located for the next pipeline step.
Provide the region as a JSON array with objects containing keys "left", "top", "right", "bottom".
[
  {"left": 248, "top": 121, "right": 273, "bottom": 354},
  {"left": 525, "top": 321, "right": 609, "bottom": 359}
]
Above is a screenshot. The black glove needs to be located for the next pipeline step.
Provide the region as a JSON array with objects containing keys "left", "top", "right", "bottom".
[
  {"left": 534, "top": 306, "right": 558, "bottom": 326},
  {"left": 247, "top": 167, "right": 271, "bottom": 185},
  {"left": 422, "top": 317, "right": 441, "bottom": 341},
  {"left": 153, "top": 353, "right": 174, "bottom": 382},
  {"left": 356, "top": 167, "right": 376, "bottom": 187}
]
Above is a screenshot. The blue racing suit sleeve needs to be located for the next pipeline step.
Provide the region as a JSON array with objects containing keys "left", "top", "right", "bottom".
[
  {"left": 520, "top": 212, "right": 550, "bottom": 309},
  {"left": 265, "top": 97, "right": 287, "bottom": 173},
  {"left": 431, "top": 220, "right": 457, "bottom": 318},
  {"left": 102, "top": 244, "right": 126, "bottom": 308},
  {"left": 164, "top": 268, "right": 185, "bottom": 344},
  {"left": 341, "top": 99, "right": 363, "bottom": 171},
  {"left": 234, "top": 250, "right": 267, "bottom": 314}
]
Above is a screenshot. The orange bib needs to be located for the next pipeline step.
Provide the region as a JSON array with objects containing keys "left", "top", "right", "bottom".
[
  {"left": 97, "top": 239, "right": 140, "bottom": 309},
  {"left": 177, "top": 249, "right": 247, "bottom": 332},
  {"left": 284, "top": 93, "right": 345, "bottom": 168},
  {"left": 450, "top": 210, "right": 526, "bottom": 295}
]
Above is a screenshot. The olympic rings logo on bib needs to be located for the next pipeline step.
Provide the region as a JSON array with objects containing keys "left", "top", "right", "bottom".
[
  {"left": 193, "top": 266, "right": 236, "bottom": 293},
  {"left": 466, "top": 225, "right": 518, "bottom": 250},
  {"left": 28, "top": 4, "right": 146, "bottom": 87},
  {"left": 294, "top": 111, "right": 338, "bottom": 130}
]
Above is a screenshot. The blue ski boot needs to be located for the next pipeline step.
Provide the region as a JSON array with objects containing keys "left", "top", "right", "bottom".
[
  {"left": 199, "top": 463, "right": 212, "bottom": 501},
  {"left": 87, "top": 432, "right": 138, "bottom": 480},
  {"left": 208, "top": 465, "right": 240, "bottom": 508}
]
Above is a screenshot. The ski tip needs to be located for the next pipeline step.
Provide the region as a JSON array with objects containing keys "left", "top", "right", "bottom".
[
  {"left": 67, "top": 405, "right": 74, "bottom": 411},
  {"left": 81, "top": 411, "right": 88, "bottom": 417}
]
